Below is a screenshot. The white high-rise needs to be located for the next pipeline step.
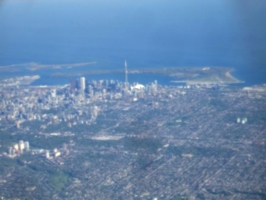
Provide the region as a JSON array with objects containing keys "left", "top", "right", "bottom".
[
  {"left": 19, "top": 140, "right": 25, "bottom": 151},
  {"left": 51, "top": 89, "right": 57, "bottom": 98},
  {"left": 46, "top": 150, "right": 50, "bottom": 159},
  {"left": 80, "top": 77, "right": 86, "bottom": 91}
]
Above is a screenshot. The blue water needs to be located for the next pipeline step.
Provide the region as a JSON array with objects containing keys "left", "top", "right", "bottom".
[{"left": 0, "top": 0, "right": 266, "bottom": 86}]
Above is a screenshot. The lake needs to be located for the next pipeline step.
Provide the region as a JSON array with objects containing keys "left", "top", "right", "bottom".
[{"left": 0, "top": 0, "right": 265, "bottom": 86}]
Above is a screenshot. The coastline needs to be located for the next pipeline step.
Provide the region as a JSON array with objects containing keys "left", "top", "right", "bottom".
[
  {"left": 225, "top": 69, "right": 242, "bottom": 83},
  {"left": 0, "top": 65, "right": 246, "bottom": 86},
  {"left": 171, "top": 68, "right": 244, "bottom": 85}
]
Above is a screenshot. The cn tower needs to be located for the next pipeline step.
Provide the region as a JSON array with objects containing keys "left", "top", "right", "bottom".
[{"left": 125, "top": 60, "right": 128, "bottom": 87}]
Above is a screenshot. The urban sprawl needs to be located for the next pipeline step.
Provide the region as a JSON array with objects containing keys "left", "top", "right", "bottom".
[{"left": 0, "top": 73, "right": 266, "bottom": 200}]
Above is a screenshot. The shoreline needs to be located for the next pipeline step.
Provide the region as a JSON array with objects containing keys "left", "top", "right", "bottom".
[
  {"left": 225, "top": 69, "right": 243, "bottom": 83},
  {"left": 0, "top": 66, "right": 246, "bottom": 86},
  {"left": 171, "top": 69, "right": 244, "bottom": 85}
]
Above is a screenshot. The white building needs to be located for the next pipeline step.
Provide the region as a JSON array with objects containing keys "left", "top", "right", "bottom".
[
  {"left": 19, "top": 140, "right": 25, "bottom": 152},
  {"left": 80, "top": 77, "right": 86, "bottom": 91},
  {"left": 24, "top": 141, "right": 30, "bottom": 151},
  {"left": 46, "top": 150, "right": 50, "bottom": 159},
  {"left": 51, "top": 89, "right": 57, "bottom": 98}
]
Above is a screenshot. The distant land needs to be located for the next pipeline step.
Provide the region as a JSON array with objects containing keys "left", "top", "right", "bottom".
[
  {"left": 52, "top": 66, "right": 243, "bottom": 85},
  {"left": 0, "top": 62, "right": 97, "bottom": 72},
  {"left": 0, "top": 62, "right": 243, "bottom": 85}
]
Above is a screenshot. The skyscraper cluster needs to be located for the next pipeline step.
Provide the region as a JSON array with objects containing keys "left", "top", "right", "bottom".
[
  {"left": 8, "top": 140, "right": 30, "bottom": 157},
  {"left": 69, "top": 61, "right": 130, "bottom": 94},
  {"left": 70, "top": 77, "right": 87, "bottom": 92}
]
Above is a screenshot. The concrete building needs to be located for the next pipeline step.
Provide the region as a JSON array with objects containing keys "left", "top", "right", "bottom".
[
  {"left": 19, "top": 140, "right": 25, "bottom": 153},
  {"left": 51, "top": 89, "right": 57, "bottom": 98},
  {"left": 24, "top": 141, "right": 30, "bottom": 151},
  {"left": 80, "top": 77, "right": 86, "bottom": 91},
  {"left": 46, "top": 150, "right": 50, "bottom": 159},
  {"left": 242, "top": 118, "right": 248, "bottom": 124},
  {"left": 93, "top": 106, "right": 98, "bottom": 117},
  {"left": 55, "top": 151, "right": 61, "bottom": 157},
  {"left": 14, "top": 144, "right": 19, "bottom": 151},
  {"left": 16, "top": 121, "right": 20, "bottom": 129},
  {"left": 89, "top": 85, "right": 94, "bottom": 98},
  {"left": 70, "top": 78, "right": 75, "bottom": 90}
]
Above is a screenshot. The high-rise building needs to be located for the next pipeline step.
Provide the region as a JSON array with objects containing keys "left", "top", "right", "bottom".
[
  {"left": 16, "top": 121, "right": 20, "bottom": 129},
  {"left": 93, "top": 106, "right": 98, "bottom": 117},
  {"left": 80, "top": 77, "right": 86, "bottom": 91},
  {"left": 46, "top": 150, "right": 50, "bottom": 159},
  {"left": 14, "top": 144, "right": 19, "bottom": 151},
  {"left": 102, "top": 88, "right": 107, "bottom": 97},
  {"left": 154, "top": 80, "right": 158, "bottom": 89},
  {"left": 149, "top": 81, "right": 158, "bottom": 93},
  {"left": 75, "top": 79, "right": 80, "bottom": 89},
  {"left": 89, "top": 85, "right": 94, "bottom": 98},
  {"left": 242, "top": 118, "right": 248, "bottom": 124},
  {"left": 24, "top": 141, "right": 30, "bottom": 151},
  {"left": 70, "top": 78, "right": 75, "bottom": 90},
  {"left": 51, "top": 89, "right": 57, "bottom": 98},
  {"left": 19, "top": 140, "right": 25, "bottom": 153}
]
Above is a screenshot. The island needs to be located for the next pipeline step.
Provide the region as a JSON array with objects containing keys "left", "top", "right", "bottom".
[{"left": 0, "top": 62, "right": 97, "bottom": 72}]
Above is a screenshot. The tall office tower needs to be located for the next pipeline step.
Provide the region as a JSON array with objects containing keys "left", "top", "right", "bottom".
[
  {"left": 102, "top": 88, "right": 107, "bottom": 97},
  {"left": 93, "top": 106, "right": 98, "bottom": 117},
  {"left": 24, "top": 141, "right": 30, "bottom": 151},
  {"left": 80, "top": 77, "right": 86, "bottom": 91},
  {"left": 46, "top": 150, "right": 50, "bottom": 159},
  {"left": 98, "top": 80, "right": 103, "bottom": 88},
  {"left": 18, "top": 140, "right": 24, "bottom": 154},
  {"left": 19, "top": 140, "right": 25, "bottom": 150},
  {"left": 14, "top": 144, "right": 19, "bottom": 151},
  {"left": 70, "top": 78, "right": 75, "bottom": 90},
  {"left": 153, "top": 80, "right": 158, "bottom": 91},
  {"left": 16, "top": 121, "right": 20, "bottom": 129},
  {"left": 125, "top": 60, "right": 128, "bottom": 88},
  {"left": 75, "top": 79, "right": 80, "bottom": 89},
  {"left": 51, "top": 89, "right": 57, "bottom": 98},
  {"left": 89, "top": 85, "right": 94, "bottom": 98}
]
